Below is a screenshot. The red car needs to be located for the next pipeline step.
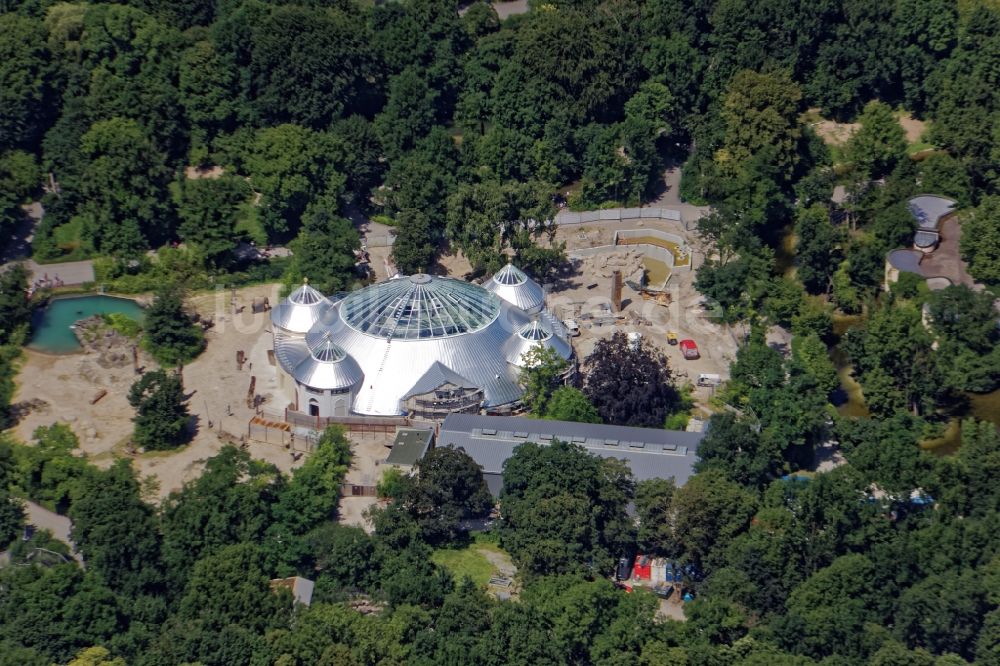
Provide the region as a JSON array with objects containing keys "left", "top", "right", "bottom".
[{"left": 679, "top": 339, "right": 700, "bottom": 360}]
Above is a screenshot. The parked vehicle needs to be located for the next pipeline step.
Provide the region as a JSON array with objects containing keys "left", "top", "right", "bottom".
[
  {"left": 563, "top": 319, "right": 580, "bottom": 337},
  {"left": 679, "top": 339, "right": 700, "bottom": 359},
  {"left": 616, "top": 557, "right": 632, "bottom": 581},
  {"left": 666, "top": 331, "right": 678, "bottom": 345},
  {"left": 697, "top": 373, "right": 721, "bottom": 387}
]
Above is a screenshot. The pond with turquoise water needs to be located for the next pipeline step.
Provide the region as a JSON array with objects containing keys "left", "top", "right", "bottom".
[{"left": 29, "top": 295, "right": 145, "bottom": 354}]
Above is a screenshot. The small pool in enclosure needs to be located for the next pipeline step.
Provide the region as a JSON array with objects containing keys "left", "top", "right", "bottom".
[{"left": 28, "top": 295, "right": 144, "bottom": 354}]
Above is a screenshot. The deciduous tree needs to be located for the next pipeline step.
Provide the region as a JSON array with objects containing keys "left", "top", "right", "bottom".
[
  {"left": 583, "top": 331, "right": 681, "bottom": 427},
  {"left": 846, "top": 101, "right": 906, "bottom": 178},
  {"left": 76, "top": 118, "right": 175, "bottom": 257},
  {"left": 961, "top": 197, "right": 1000, "bottom": 284},
  {"left": 518, "top": 345, "right": 570, "bottom": 417},
  {"left": 143, "top": 286, "right": 204, "bottom": 366},
  {"left": 500, "top": 441, "right": 634, "bottom": 577},
  {"left": 543, "top": 386, "right": 601, "bottom": 424},
  {"left": 69, "top": 460, "right": 164, "bottom": 599},
  {"left": 403, "top": 446, "right": 492, "bottom": 544},
  {"left": 284, "top": 197, "right": 360, "bottom": 295},
  {"left": 127, "top": 369, "right": 190, "bottom": 450}
]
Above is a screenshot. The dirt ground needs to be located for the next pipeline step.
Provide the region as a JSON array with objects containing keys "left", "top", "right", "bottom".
[
  {"left": 809, "top": 107, "right": 928, "bottom": 146},
  {"left": 9, "top": 284, "right": 360, "bottom": 502},
  {"left": 811, "top": 114, "right": 860, "bottom": 146},
  {"left": 547, "top": 217, "right": 738, "bottom": 408},
  {"left": 657, "top": 597, "right": 687, "bottom": 622},
  {"left": 336, "top": 433, "right": 395, "bottom": 532},
  {"left": 898, "top": 113, "right": 928, "bottom": 144}
]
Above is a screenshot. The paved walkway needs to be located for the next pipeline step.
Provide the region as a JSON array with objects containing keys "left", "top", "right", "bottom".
[
  {"left": 650, "top": 163, "right": 711, "bottom": 227},
  {"left": 919, "top": 217, "right": 976, "bottom": 288},
  {"left": 24, "top": 500, "right": 83, "bottom": 564},
  {"left": 25, "top": 259, "right": 95, "bottom": 287},
  {"left": 458, "top": 0, "right": 529, "bottom": 19}
]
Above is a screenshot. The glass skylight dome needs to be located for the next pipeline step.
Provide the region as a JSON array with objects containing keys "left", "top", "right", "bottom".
[{"left": 340, "top": 274, "right": 501, "bottom": 339}]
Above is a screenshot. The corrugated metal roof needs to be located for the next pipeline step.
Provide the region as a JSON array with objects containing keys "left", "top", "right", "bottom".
[
  {"left": 439, "top": 414, "right": 703, "bottom": 486},
  {"left": 504, "top": 319, "right": 573, "bottom": 367},
  {"left": 270, "top": 281, "right": 331, "bottom": 334},
  {"left": 403, "top": 362, "right": 479, "bottom": 399},
  {"left": 308, "top": 298, "right": 531, "bottom": 415},
  {"left": 273, "top": 274, "right": 572, "bottom": 416},
  {"left": 484, "top": 263, "right": 545, "bottom": 314},
  {"left": 274, "top": 331, "right": 364, "bottom": 391},
  {"left": 386, "top": 427, "right": 435, "bottom": 466}
]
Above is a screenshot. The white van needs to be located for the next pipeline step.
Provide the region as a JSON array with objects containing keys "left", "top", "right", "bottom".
[
  {"left": 696, "top": 373, "right": 722, "bottom": 387},
  {"left": 563, "top": 319, "right": 580, "bottom": 337}
]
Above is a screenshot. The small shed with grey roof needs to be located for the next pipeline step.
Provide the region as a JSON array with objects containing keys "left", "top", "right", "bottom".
[
  {"left": 438, "top": 414, "right": 704, "bottom": 495},
  {"left": 385, "top": 427, "right": 435, "bottom": 472}
]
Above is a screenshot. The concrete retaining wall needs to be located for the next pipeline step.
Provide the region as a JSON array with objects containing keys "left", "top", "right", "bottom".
[
  {"left": 556, "top": 207, "right": 683, "bottom": 226},
  {"left": 614, "top": 228, "right": 686, "bottom": 247}
]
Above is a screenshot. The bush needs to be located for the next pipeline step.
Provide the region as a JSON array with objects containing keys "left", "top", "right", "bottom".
[
  {"left": 102, "top": 313, "right": 142, "bottom": 338},
  {"left": 10, "top": 425, "right": 90, "bottom": 513},
  {"left": 377, "top": 467, "right": 410, "bottom": 500},
  {"left": 890, "top": 271, "right": 925, "bottom": 300}
]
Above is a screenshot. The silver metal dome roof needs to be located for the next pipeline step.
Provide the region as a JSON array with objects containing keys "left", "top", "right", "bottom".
[
  {"left": 505, "top": 319, "right": 573, "bottom": 367},
  {"left": 340, "top": 273, "right": 501, "bottom": 339},
  {"left": 270, "top": 281, "right": 331, "bottom": 334},
  {"left": 274, "top": 273, "right": 574, "bottom": 416},
  {"left": 274, "top": 330, "right": 364, "bottom": 391},
  {"left": 305, "top": 279, "right": 536, "bottom": 415},
  {"left": 484, "top": 263, "right": 545, "bottom": 314}
]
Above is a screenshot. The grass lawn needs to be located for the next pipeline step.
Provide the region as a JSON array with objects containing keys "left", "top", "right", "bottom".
[
  {"left": 53, "top": 217, "right": 83, "bottom": 251},
  {"left": 907, "top": 142, "right": 937, "bottom": 157},
  {"left": 235, "top": 200, "right": 268, "bottom": 246},
  {"left": 431, "top": 533, "right": 513, "bottom": 588},
  {"left": 432, "top": 546, "right": 497, "bottom": 587}
]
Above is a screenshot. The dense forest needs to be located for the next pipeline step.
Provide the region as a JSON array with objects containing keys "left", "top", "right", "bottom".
[{"left": 2, "top": 0, "right": 1000, "bottom": 664}]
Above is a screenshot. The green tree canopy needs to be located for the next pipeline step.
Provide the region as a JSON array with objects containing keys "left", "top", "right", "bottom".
[
  {"left": 543, "top": 386, "right": 601, "bottom": 424},
  {"left": 846, "top": 101, "right": 906, "bottom": 178},
  {"left": 243, "top": 124, "right": 346, "bottom": 241},
  {"left": 0, "top": 14, "right": 55, "bottom": 151},
  {"left": 961, "top": 197, "right": 1000, "bottom": 284},
  {"left": 284, "top": 197, "right": 360, "bottom": 295},
  {"left": 177, "top": 174, "right": 250, "bottom": 268},
  {"left": 500, "top": 440, "right": 634, "bottom": 577},
  {"left": 402, "top": 446, "right": 492, "bottom": 544},
  {"left": 391, "top": 208, "right": 437, "bottom": 275},
  {"left": 583, "top": 331, "right": 681, "bottom": 427},
  {"left": 69, "top": 459, "right": 164, "bottom": 599},
  {"left": 127, "top": 369, "right": 191, "bottom": 450},
  {"left": 76, "top": 118, "right": 175, "bottom": 257},
  {"left": 518, "top": 345, "right": 570, "bottom": 417},
  {"left": 719, "top": 70, "right": 802, "bottom": 181},
  {"left": 142, "top": 285, "right": 204, "bottom": 366}
]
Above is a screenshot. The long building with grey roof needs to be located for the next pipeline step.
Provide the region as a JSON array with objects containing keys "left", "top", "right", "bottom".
[{"left": 438, "top": 413, "right": 704, "bottom": 495}]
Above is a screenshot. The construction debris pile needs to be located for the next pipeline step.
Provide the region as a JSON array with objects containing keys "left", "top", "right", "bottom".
[{"left": 575, "top": 250, "right": 646, "bottom": 286}]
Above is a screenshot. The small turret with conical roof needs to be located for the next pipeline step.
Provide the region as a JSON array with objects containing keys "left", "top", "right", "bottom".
[
  {"left": 484, "top": 261, "right": 545, "bottom": 314},
  {"left": 270, "top": 278, "right": 331, "bottom": 334}
]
